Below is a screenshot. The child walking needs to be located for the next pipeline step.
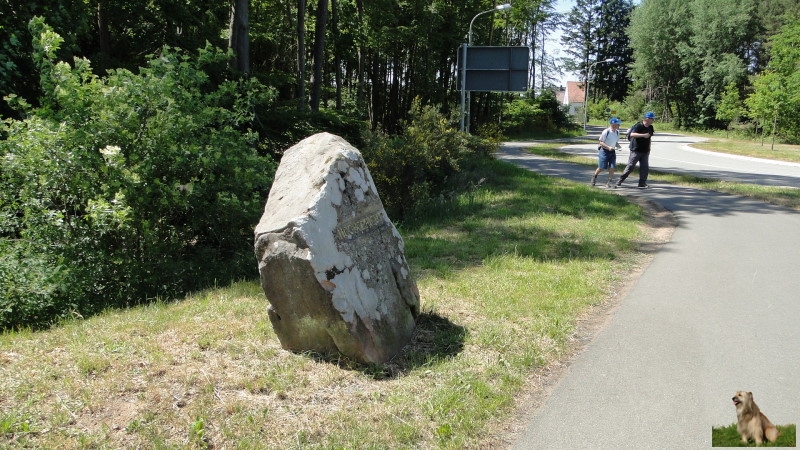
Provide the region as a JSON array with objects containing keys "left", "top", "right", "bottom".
[{"left": 592, "top": 117, "right": 622, "bottom": 188}]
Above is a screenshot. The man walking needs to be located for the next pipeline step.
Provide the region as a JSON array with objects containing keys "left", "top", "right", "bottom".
[
  {"left": 592, "top": 117, "right": 622, "bottom": 188},
  {"left": 616, "top": 112, "right": 656, "bottom": 188}
]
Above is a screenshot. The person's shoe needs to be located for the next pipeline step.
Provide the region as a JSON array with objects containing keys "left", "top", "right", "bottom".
[
  {"left": 615, "top": 180, "right": 623, "bottom": 188},
  {"left": 606, "top": 178, "right": 614, "bottom": 188},
  {"left": 637, "top": 184, "right": 649, "bottom": 189}
]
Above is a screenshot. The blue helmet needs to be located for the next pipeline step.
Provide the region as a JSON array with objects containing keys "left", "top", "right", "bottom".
[
  {"left": 644, "top": 112, "right": 656, "bottom": 119},
  {"left": 609, "top": 118, "right": 622, "bottom": 124}
]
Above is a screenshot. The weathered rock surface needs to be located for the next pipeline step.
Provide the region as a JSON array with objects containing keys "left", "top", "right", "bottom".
[{"left": 254, "top": 132, "right": 419, "bottom": 364}]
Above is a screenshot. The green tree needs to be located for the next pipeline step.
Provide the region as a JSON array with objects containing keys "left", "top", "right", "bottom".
[
  {"left": 310, "top": 0, "right": 328, "bottom": 112},
  {"left": 297, "top": 0, "right": 307, "bottom": 111},
  {"left": 626, "top": 0, "right": 795, "bottom": 128},
  {"left": 561, "top": 0, "right": 634, "bottom": 103},
  {"left": 594, "top": 0, "right": 635, "bottom": 101},
  {"left": 4, "top": 1, "right": 619, "bottom": 135},
  {"left": 761, "top": 15, "right": 800, "bottom": 142},
  {"left": 745, "top": 70, "right": 784, "bottom": 146},
  {"left": 507, "top": 0, "right": 561, "bottom": 93},
  {"left": 83, "top": 0, "right": 230, "bottom": 73},
  {"left": 628, "top": 0, "right": 694, "bottom": 125},
  {"left": 560, "top": 0, "right": 600, "bottom": 83},
  {"left": 501, "top": 90, "right": 573, "bottom": 135},
  {"left": 689, "top": 0, "right": 760, "bottom": 126},
  {"left": 716, "top": 82, "right": 744, "bottom": 137},
  {"left": 755, "top": 0, "right": 800, "bottom": 69}
]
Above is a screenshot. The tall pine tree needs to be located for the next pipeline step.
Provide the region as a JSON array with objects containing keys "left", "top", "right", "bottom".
[
  {"left": 560, "top": 0, "right": 633, "bottom": 102},
  {"left": 595, "top": 0, "right": 634, "bottom": 101}
]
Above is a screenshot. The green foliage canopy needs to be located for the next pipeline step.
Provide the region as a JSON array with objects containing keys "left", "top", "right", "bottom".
[
  {"left": 716, "top": 82, "right": 744, "bottom": 137},
  {"left": 0, "top": 19, "right": 277, "bottom": 329},
  {"left": 744, "top": 16, "right": 800, "bottom": 143},
  {"left": 689, "top": 0, "right": 759, "bottom": 125},
  {"left": 627, "top": 0, "right": 798, "bottom": 132}
]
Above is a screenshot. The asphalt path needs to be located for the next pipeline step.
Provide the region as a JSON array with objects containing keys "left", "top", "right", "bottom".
[
  {"left": 549, "top": 125, "right": 800, "bottom": 187},
  {"left": 498, "top": 129, "right": 800, "bottom": 449}
]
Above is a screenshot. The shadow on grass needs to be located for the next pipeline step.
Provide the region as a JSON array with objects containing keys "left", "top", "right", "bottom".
[
  {"left": 400, "top": 159, "right": 648, "bottom": 272},
  {"left": 307, "top": 311, "right": 467, "bottom": 380},
  {"left": 382, "top": 311, "right": 467, "bottom": 378}
]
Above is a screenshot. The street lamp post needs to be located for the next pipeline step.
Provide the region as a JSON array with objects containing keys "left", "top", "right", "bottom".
[
  {"left": 583, "top": 58, "right": 614, "bottom": 130},
  {"left": 460, "top": 3, "right": 512, "bottom": 133}
]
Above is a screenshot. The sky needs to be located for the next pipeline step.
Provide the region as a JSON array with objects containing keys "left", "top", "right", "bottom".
[
  {"left": 551, "top": 0, "right": 577, "bottom": 87},
  {"left": 548, "top": 0, "right": 641, "bottom": 88}
]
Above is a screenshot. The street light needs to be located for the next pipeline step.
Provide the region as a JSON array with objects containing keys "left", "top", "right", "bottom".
[
  {"left": 460, "top": 3, "right": 512, "bottom": 133},
  {"left": 583, "top": 58, "right": 615, "bottom": 130},
  {"left": 469, "top": 4, "right": 512, "bottom": 46}
]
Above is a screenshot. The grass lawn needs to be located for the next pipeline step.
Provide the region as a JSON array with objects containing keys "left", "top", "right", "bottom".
[
  {"left": 712, "top": 423, "right": 796, "bottom": 447},
  {"left": 1, "top": 157, "right": 665, "bottom": 449}
]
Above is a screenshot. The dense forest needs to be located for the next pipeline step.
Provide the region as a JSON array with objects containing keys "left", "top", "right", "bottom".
[
  {"left": 2, "top": 0, "right": 800, "bottom": 328},
  {"left": 2, "top": 0, "right": 570, "bottom": 132},
  {"left": 3, "top": 0, "right": 800, "bottom": 132}
]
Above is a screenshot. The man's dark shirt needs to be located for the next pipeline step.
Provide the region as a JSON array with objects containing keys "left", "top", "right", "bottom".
[{"left": 630, "top": 122, "right": 655, "bottom": 153}]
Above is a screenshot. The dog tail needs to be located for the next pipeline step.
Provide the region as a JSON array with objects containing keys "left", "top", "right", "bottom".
[{"left": 765, "top": 425, "right": 780, "bottom": 443}]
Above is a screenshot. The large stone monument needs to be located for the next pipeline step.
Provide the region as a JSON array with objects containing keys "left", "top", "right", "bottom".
[{"left": 254, "top": 132, "right": 420, "bottom": 364}]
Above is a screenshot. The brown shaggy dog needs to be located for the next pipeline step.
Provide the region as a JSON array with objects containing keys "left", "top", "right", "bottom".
[{"left": 732, "top": 391, "right": 780, "bottom": 445}]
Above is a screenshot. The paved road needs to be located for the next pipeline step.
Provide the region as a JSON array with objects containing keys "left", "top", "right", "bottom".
[
  {"left": 546, "top": 125, "right": 800, "bottom": 187},
  {"left": 498, "top": 132, "right": 800, "bottom": 449}
]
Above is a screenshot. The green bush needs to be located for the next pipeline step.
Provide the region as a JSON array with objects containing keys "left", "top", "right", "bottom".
[
  {"left": 588, "top": 98, "right": 611, "bottom": 122},
  {"left": 361, "top": 99, "right": 495, "bottom": 222},
  {"left": 0, "top": 240, "right": 68, "bottom": 327},
  {"left": 502, "top": 99, "right": 546, "bottom": 132},
  {"left": 0, "top": 18, "right": 276, "bottom": 329},
  {"left": 620, "top": 90, "right": 649, "bottom": 122},
  {"left": 501, "top": 91, "right": 573, "bottom": 136}
]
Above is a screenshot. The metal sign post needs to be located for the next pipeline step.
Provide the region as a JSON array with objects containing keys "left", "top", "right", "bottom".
[{"left": 460, "top": 43, "right": 468, "bottom": 133}]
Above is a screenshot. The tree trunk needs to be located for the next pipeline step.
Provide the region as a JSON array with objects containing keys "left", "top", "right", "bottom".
[
  {"left": 310, "top": 0, "right": 328, "bottom": 112},
  {"left": 771, "top": 106, "right": 778, "bottom": 150},
  {"left": 356, "top": 0, "right": 366, "bottom": 113},
  {"left": 389, "top": 55, "right": 401, "bottom": 133},
  {"left": 228, "top": 0, "right": 250, "bottom": 76},
  {"left": 97, "top": 2, "right": 111, "bottom": 57},
  {"left": 370, "top": 54, "right": 382, "bottom": 130},
  {"left": 297, "top": 0, "right": 306, "bottom": 112},
  {"left": 331, "top": 0, "right": 341, "bottom": 109}
]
